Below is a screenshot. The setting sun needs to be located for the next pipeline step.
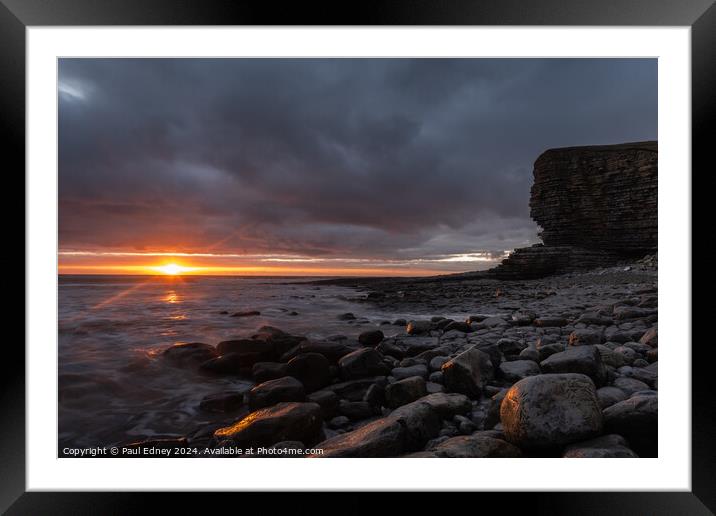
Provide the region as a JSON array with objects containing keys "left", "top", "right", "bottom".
[{"left": 153, "top": 263, "right": 193, "bottom": 275}]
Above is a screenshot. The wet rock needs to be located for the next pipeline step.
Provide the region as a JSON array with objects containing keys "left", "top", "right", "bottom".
[
  {"left": 296, "top": 340, "right": 359, "bottom": 363},
  {"left": 639, "top": 327, "right": 658, "bottom": 348},
  {"left": 603, "top": 395, "right": 658, "bottom": 457},
  {"left": 214, "top": 402, "right": 323, "bottom": 447},
  {"left": 311, "top": 417, "right": 405, "bottom": 457},
  {"left": 576, "top": 313, "right": 613, "bottom": 326},
  {"left": 428, "top": 371, "right": 444, "bottom": 384},
  {"left": 500, "top": 373, "right": 603, "bottom": 449},
  {"left": 338, "top": 313, "right": 357, "bottom": 321},
  {"left": 200, "top": 352, "right": 260, "bottom": 375},
  {"left": 429, "top": 356, "right": 450, "bottom": 371},
  {"left": 385, "top": 376, "right": 427, "bottom": 408},
  {"left": 252, "top": 362, "right": 288, "bottom": 384},
  {"left": 406, "top": 320, "right": 433, "bottom": 335},
  {"left": 198, "top": 391, "right": 244, "bottom": 413},
  {"left": 441, "top": 346, "right": 494, "bottom": 398},
  {"left": 596, "top": 386, "right": 628, "bottom": 409},
  {"left": 286, "top": 353, "right": 331, "bottom": 392},
  {"left": 338, "top": 348, "right": 390, "bottom": 380},
  {"left": 328, "top": 416, "right": 351, "bottom": 429},
  {"left": 534, "top": 317, "right": 568, "bottom": 327},
  {"left": 358, "top": 330, "right": 384, "bottom": 347},
  {"left": 362, "top": 383, "right": 386, "bottom": 406},
  {"left": 306, "top": 390, "right": 339, "bottom": 419},
  {"left": 425, "top": 381, "right": 444, "bottom": 394},
  {"left": 338, "top": 400, "right": 378, "bottom": 421},
  {"left": 474, "top": 316, "right": 509, "bottom": 329},
  {"left": 512, "top": 311, "right": 536, "bottom": 325},
  {"left": 537, "top": 342, "right": 566, "bottom": 361},
  {"left": 428, "top": 434, "right": 522, "bottom": 458},
  {"left": 646, "top": 348, "right": 658, "bottom": 363},
  {"left": 595, "top": 344, "right": 625, "bottom": 368},
  {"left": 323, "top": 376, "right": 388, "bottom": 402},
  {"left": 613, "top": 346, "right": 638, "bottom": 365},
  {"left": 540, "top": 345, "right": 607, "bottom": 386},
  {"left": 499, "top": 360, "right": 541, "bottom": 383},
  {"left": 443, "top": 321, "right": 472, "bottom": 333},
  {"left": 391, "top": 364, "right": 429, "bottom": 380},
  {"left": 485, "top": 389, "right": 508, "bottom": 429},
  {"left": 389, "top": 399, "right": 442, "bottom": 449},
  {"left": 162, "top": 342, "right": 218, "bottom": 367},
  {"left": 568, "top": 329, "right": 603, "bottom": 346},
  {"left": 563, "top": 434, "right": 639, "bottom": 458},
  {"left": 519, "top": 346, "right": 540, "bottom": 362},
  {"left": 614, "top": 306, "right": 657, "bottom": 321},
  {"left": 377, "top": 335, "right": 440, "bottom": 359},
  {"left": 613, "top": 377, "right": 650, "bottom": 396},
  {"left": 497, "top": 338, "right": 524, "bottom": 355},
  {"left": 247, "top": 376, "right": 305, "bottom": 410},
  {"left": 231, "top": 310, "right": 261, "bottom": 317},
  {"left": 217, "top": 338, "right": 276, "bottom": 360}
]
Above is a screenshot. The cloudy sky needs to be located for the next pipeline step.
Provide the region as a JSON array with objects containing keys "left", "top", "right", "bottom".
[{"left": 58, "top": 58, "right": 657, "bottom": 276}]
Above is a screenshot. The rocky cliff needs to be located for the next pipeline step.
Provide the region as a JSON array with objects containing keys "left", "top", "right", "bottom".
[{"left": 493, "top": 141, "right": 657, "bottom": 279}]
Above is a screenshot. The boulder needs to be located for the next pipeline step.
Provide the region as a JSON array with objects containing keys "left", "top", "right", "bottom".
[
  {"left": 358, "top": 330, "right": 385, "bottom": 347},
  {"left": 376, "top": 335, "right": 440, "bottom": 359},
  {"left": 311, "top": 417, "right": 405, "bottom": 457},
  {"left": 338, "top": 400, "right": 378, "bottom": 421},
  {"left": 306, "top": 390, "right": 339, "bottom": 419},
  {"left": 338, "top": 348, "right": 390, "bottom": 380},
  {"left": 200, "top": 352, "right": 260, "bottom": 374},
  {"left": 534, "top": 317, "right": 568, "bottom": 327},
  {"left": 385, "top": 376, "right": 427, "bottom": 408},
  {"left": 441, "top": 346, "right": 494, "bottom": 397},
  {"left": 286, "top": 353, "right": 331, "bottom": 392},
  {"left": 603, "top": 395, "right": 658, "bottom": 457},
  {"left": 563, "top": 434, "right": 639, "bottom": 458},
  {"left": 391, "top": 364, "right": 429, "bottom": 380},
  {"left": 217, "top": 338, "right": 275, "bottom": 360},
  {"left": 322, "top": 376, "right": 388, "bottom": 402},
  {"left": 162, "top": 342, "right": 218, "bottom": 367},
  {"left": 247, "top": 376, "right": 305, "bottom": 410},
  {"left": 500, "top": 373, "right": 603, "bottom": 449},
  {"left": 252, "top": 362, "right": 288, "bottom": 384},
  {"left": 568, "top": 329, "right": 603, "bottom": 346},
  {"left": 296, "top": 340, "right": 359, "bottom": 363},
  {"left": 596, "top": 386, "right": 628, "bottom": 409},
  {"left": 540, "top": 345, "right": 607, "bottom": 386},
  {"left": 639, "top": 327, "right": 658, "bottom": 347},
  {"left": 389, "top": 399, "right": 443, "bottom": 450},
  {"left": 198, "top": 391, "right": 244, "bottom": 413},
  {"left": 406, "top": 320, "right": 432, "bottom": 335},
  {"left": 499, "top": 360, "right": 541, "bottom": 383},
  {"left": 613, "top": 377, "right": 650, "bottom": 396},
  {"left": 214, "top": 402, "right": 323, "bottom": 447},
  {"left": 428, "top": 434, "right": 522, "bottom": 458}
]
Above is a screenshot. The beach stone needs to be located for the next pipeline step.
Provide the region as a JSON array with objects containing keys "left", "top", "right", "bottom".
[
  {"left": 338, "top": 313, "right": 356, "bottom": 321},
  {"left": 568, "top": 329, "right": 603, "bottom": 346},
  {"left": 338, "top": 400, "right": 378, "bottom": 421},
  {"left": 596, "top": 386, "right": 628, "bottom": 409},
  {"left": 534, "top": 317, "right": 568, "bottom": 327},
  {"left": 613, "top": 376, "right": 650, "bottom": 396},
  {"left": 428, "top": 371, "right": 444, "bottom": 384},
  {"left": 198, "top": 392, "right": 244, "bottom": 413},
  {"left": 476, "top": 316, "right": 509, "bottom": 329},
  {"left": 385, "top": 376, "right": 427, "bottom": 408},
  {"left": 614, "top": 346, "right": 638, "bottom": 364},
  {"left": 540, "top": 345, "right": 607, "bottom": 386},
  {"left": 231, "top": 310, "right": 261, "bottom": 317},
  {"left": 537, "top": 342, "right": 566, "bottom": 361},
  {"left": 362, "top": 383, "right": 386, "bottom": 406},
  {"left": 646, "top": 348, "right": 658, "bottom": 363},
  {"left": 441, "top": 346, "right": 494, "bottom": 397},
  {"left": 595, "top": 344, "right": 625, "bottom": 368},
  {"left": 497, "top": 338, "right": 524, "bottom": 355},
  {"left": 443, "top": 321, "right": 472, "bottom": 333},
  {"left": 639, "top": 327, "right": 658, "bottom": 347},
  {"left": 563, "top": 434, "right": 639, "bottom": 458},
  {"left": 425, "top": 381, "right": 444, "bottom": 394},
  {"left": 428, "top": 434, "right": 522, "bottom": 458},
  {"left": 406, "top": 320, "right": 432, "bottom": 335},
  {"left": 519, "top": 346, "right": 540, "bottom": 362},
  {"left": 217, "top": 338, "right": 276, "bottom": 360},
  {"left": 338, "top": 348, "right": 390, "bottom": 380},
  {"left": 512, "top": 311, "right": 536, "bottom": 325},
  {"left": 500, "top": 373, "right": 603, "bottom": 449},
  {"left": 328, "top": 416, "right": 351, "bottom": 429},
  {"left": 429, "top": 356, "right": 450, "bottom": 371},
  {"left": 214, "top": 402, "right": 323, "bottom": 447},
  {"left": 247, "top": 376, "right": 305, "bottom": 410},
  {"left": 200, "top": 352, "right": 260, "bottom": 374},
  {"left": 389, "top": 399, "right": 443, "bottom": 450},
  {"left": 311, "top": 417, "right": 405, "bottom": 457},
  {"left": 485, "top": 389, "right": 508, "bottom": 429},
  {"left": 603, "top": 395, "right": 658, "bottom": 457},
  {"left": 323, "top": 376, "right": 388, "bottom": 402},
  {"left": 252, "top": 362, "right": 288, "bottom": 384},
  {"left": 297, "top": 340, "right": 359, "bottom": 363},
  {"left": 391, "top": 364, "right": 429, "bottom": 380},
  {"left": 499, "top": 360, "right": 541, "bottom": 383},
  {"left": 576, "top": 313, "right": 613, "bottom": 326},
  {"left": 306, "top": 389, "right": 339, "bottom": 419},
  {"left": 358, "top": 330, "right": 384, "bottom": 347},
  {"left": 286, "top": 353, "right": 331, "bottom": 392},
  {"left": 162, "top": 342, "right": 218, "bottom": 367}
]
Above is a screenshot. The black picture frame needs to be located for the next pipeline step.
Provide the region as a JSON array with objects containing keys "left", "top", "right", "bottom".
[{"left": 4, "top": 0, "right": 714, "bottom": 513}]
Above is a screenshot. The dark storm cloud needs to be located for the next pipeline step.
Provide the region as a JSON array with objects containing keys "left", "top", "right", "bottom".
[{"left": 58, "top": 58, "right": 657, "bottom": 259}]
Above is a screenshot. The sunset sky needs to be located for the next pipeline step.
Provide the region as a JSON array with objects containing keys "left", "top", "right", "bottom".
[{"left": 58, "top": 58, "right": 657, "bottom": 276}]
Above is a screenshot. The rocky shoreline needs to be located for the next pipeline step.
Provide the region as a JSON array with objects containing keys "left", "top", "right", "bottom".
[{"left": 122, "top": 255, "right": 657, "bottom": 458}]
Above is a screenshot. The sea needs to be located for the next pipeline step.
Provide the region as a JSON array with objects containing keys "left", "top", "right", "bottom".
[{"left": 57, "top": 274, "right": 449, "bottom": 449}]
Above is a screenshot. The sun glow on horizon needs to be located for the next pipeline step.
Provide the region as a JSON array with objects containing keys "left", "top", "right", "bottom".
[{"left": 153, "top": 263, "right": 196, "bottom": 275}]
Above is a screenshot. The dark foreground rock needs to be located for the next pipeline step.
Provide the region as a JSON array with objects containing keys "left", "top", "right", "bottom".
[
  {"left": 214, "top": 402, "right": 323, "bottom": 447},
  {"left": 500, "top": 373, "right": 603, "bottom": 449},
  {"left": 162, "top": 342, "right": 218, "bottom": 367},
  {"left": 247, "top": 376, "right": 306, "bottom": 410},
  {"left": 603, "top": 395, "right": 658, "bottom": 457},
  {"left": 563, "top": 434, "right": 639, "bottom": 458},
  {"left": 419, "top": 434, "right": 522, "bottom": 458}
]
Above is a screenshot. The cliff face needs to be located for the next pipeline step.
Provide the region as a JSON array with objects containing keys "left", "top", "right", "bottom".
[
  {"left": 493, "top": 141, "right": 657, "bottom": 279},
  {"left": 530, "top": 141, "right": 657, "bottom": 256}
]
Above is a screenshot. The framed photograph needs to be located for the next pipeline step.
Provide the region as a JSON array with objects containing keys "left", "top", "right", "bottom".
[{"left": 5, "top": 0, "right": 713, "bottom": 512}]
